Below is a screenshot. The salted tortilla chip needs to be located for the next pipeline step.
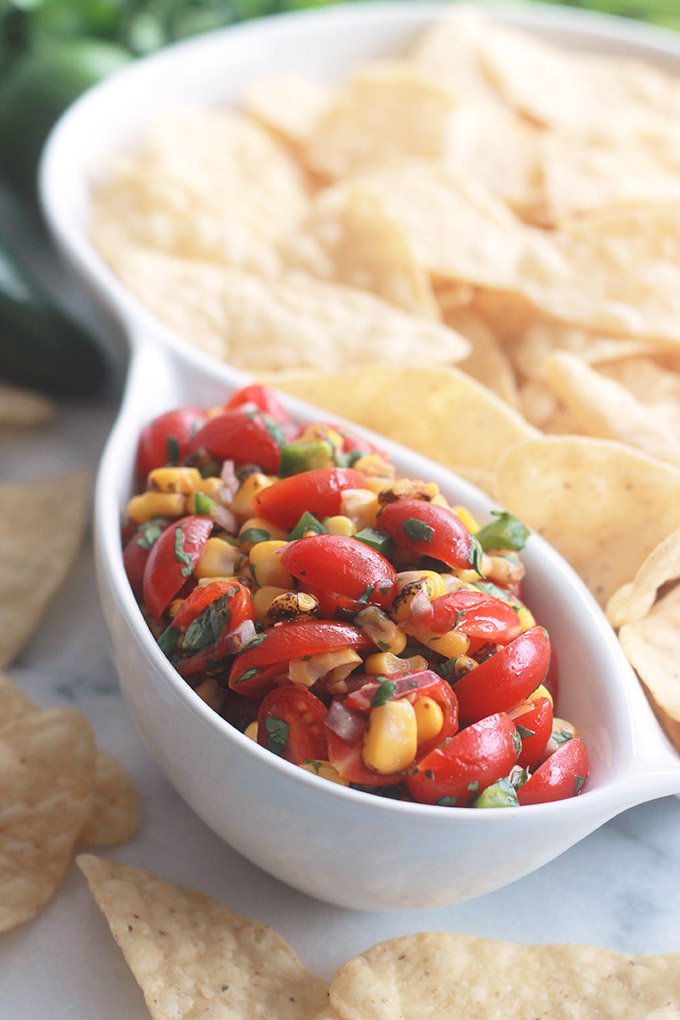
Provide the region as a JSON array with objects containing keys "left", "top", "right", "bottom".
[
  {"left": 78, "top": 855, "right": 329, "bottom": 1020},
  {"left": 607, "top": 528, "right": 680, "bottom": 629},
  {"left": 0, "top": 708, "right": 95, "bottom": 932},
  {"left": 495, "top": 437, "right": 680, "bottom": 606},
  {"left": 408, "top": 6, "right": 503, "bottom": 106},
  {"left": 0, "top": 670, "right": 37, "bottom": 721},
  {"left": 0, "top": 472, "right": 89, "bottom": 668},
  {"left": 619, "top": 586, "right": 680, "bottom": 724},
  {"left": 262, "top": 366, "right": 537, "bottom": 476},
  {"left": 0, "top": 384, "right": 55, "bottom": 427},
  {"left": 541, "top": 350, "right": 680, "bottom": 466},
  {"left": 106, "top": 247, "right": 469, "bottom": 372},
  {"left": 442, "top": 307, "right": 520, "bottom": 407},
  {"left": 329, "top": 932, "right": 680, "bottom": 1020},
  {"left": 242, "top": 74, "right": 332, "bottom": 147}
]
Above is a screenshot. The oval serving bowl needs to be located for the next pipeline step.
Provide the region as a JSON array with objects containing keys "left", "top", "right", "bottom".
[{"left": 41, "top": 2, "right": 680, "bottom": 910}]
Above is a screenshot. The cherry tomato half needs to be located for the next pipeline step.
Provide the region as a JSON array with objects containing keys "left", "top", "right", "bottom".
[
  {"left": 254, "top": 467, "right": 367, "bottom": 530},
  {"left": 377, "top": 499, "right": 478, "bottom": 571},
  {"left": 257, "top": 686, "right": 328, "bottom": 765},
  {"left": 176, "top": 582, "right": 256, "bottom": 678},
  {"left": 454, "top": 626, "right": 552, "bottom": 725},
  {"left": 142, "top": 515, "right": 213, "bottom": 620},
  {"left": 189, "top": 408, "right": 284, "bottom": 473},
  {"left": 405, "top": 712, "right": 518, "bottom": 806},
  {"left": 135, "top": 407, "right": 206, "bottom": 482},
  {"left": 228, "top": 620, "right": 374, "bottom": 696},
  {"left": 224, "top": 384, "right": 291, "bottom": 427},
  {"left": 509, "top": 696, "right": 553, "bottom": 770},
  {"left": 123, "top": 518, "right": 168, "bottom": 601},
  {"left": 422, "top": 589, "right": 522, "bottom": 651},
  {"left": 282, "top": 534, "right": 397, "bottom": 611},
  {"left": 517, "top": 737, "right": 589, "bottom": 805}
]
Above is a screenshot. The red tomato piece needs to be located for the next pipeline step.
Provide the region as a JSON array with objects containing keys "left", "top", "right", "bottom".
[
  {"left": 123, "top": 519, "right": 169, "bottom": 601},
  {"left": 223, "top": 384, "right": 291, "bottom": 427},
  {"left": 282, "top": 535, "right": 397, "bottom": 610},
  {"left": 228, "top": 620, "right": 374, "bottom": 696},
  {"left": 454, "top": 626, "right": 552, "bottom": 725},
  {"left": 254, "top": 467, "right": 367, "bottom": 530},
  {"left": 257, "top": 686, "right": 328, "bottom": 765},
  {"left": 510, "top": 696, "right": 553, "bottom": 770},
  {"left": 426, "top": 590, "right": 522, "bottom": 650},
  {"left": 326, "top": 724, "right": 405, "bottom": 787},
  {"left": 135, "top": 408, "right": 206, "bottom": 482},
  {"left": 377, "top": 499, "right": 477, "bottom": 571},
  {"left": 518, "top": 737, "right": 589, "bottom": 805},
  {"left": 177, "top": 583, "right": 256, "bottom": 678},
  {"left": 329, "top": 425, "right": 387, "bottom": 459},
  {"left": 188, "top": 408, "right": 283, "bottom": 473},
  {"left": 405, "top": 712, "right": 518, "bottom": 806},
  {"left": 142, "top": 515, "right": 213, "bottom": 620},
  {"left": 172, "top": 579, "right": 237, "bottom": 631}
]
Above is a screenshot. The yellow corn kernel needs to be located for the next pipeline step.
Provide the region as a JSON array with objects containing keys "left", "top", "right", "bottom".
[
  {"left": 378, "top": 479, "right": 438, "bottom": 503},
  {"left": 324, "top": 515, "right": 357, "bottom": 537},
  {"left": 423, "top": 628, "right": 470, "bottom": 658},
  {"left": 253, "top": 585, "right": 290, "bottom": 620},
  {"left": 238, "top": 516, "right": 288, "bottom": 550},
  {"left": 352, "top": 454, "right": 395, "bottom": 479},
  {"left": 194, "top": 678, "right": 225, "bottom": 713},
  {"left": 126, "top": 491, "right": 186, "bottom": 524},
  {"left": 244, "top": 721, "right": 259, "bottom": 742},
  {"left": 404, "top": 654, "right": 429, "bottom": 673},
  {"left": 362, "top": 476, "right": 394, "bottom": 495},
  {"left": 414, "top": 696, "right": 444, "bottom": 745},
  {"left": 196, "top": 476, "right": 227, "bottom": 501},
  {"left": 300, "top": 760, "right": 350, "bottom": 786},
  {"left": 194, "top": 537, "right": 241, "bottom": 580},
  {"left": 362, "top": 700, "right": 418, "bottom": 775},
  {"left": 147, "top": 466, "right": 202, "bottom": 494},
  {"left": 167, "top": 598, "right": 185, "bottom": 619},
  {"left": 517, "top": 606, "right": 536, "bottom": 633},
  {"left": 390, "top": 579, "right": 439, "bottom": 623},
  {"left": 298, "top": 423, "right": 344, "bottom": 451},
  {"left": 453, "top": 504, "right": 480, "bottom": 533},
  {"left": 431, "top": 493, "right": 451, "bottom": 509},
  {"left": 264, "top": 591, "right": 319, "bottom": 628},
  {"left": 249, "top": 540, "right": 293, "bottom": 588},
  {"left": 289, "top": 649, "right": 362, "bottom": 688},
  {"left": 529, "top": 683, "right": 554, "bottom": 708},
  {"left": 364, "top": 652, "right": 406, "bottom": 674},
  {"left": 340, "top": 488, "right": 380, "bottom": 530},
  {"left": 355, "top": 606, "right": 407, "bottom": 654},
  {"left": 396, "top": 570, "right": 447, "bottom": 599},
  {"left": 230, "top": 472, "right": 273, "bottom": 519}
]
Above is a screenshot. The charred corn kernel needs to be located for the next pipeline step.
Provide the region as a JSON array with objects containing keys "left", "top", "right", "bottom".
[
  {"left": 253, "top": 585, "right": 290, "bottom": 620},
  {"left": 264, "top": 591, "right": 319, "bottom": 628},
  {"left": 529, "top": 683, "right": 553, "bottom": 708},
  {"left": 249, "top": 540, "right": 292, "bottom": 588},
  {"left": 196, "top": 476, "right": 227, "bottom": 501},
  {"left": 453, "top": 654, "right": 478, "bottom": 677},
  {"left": 324, "top": 515, "right": 356, "bottom": 537},
  {"left": 194, "top": 537, "right": 241, "bottom": 579},
  {"left": 340, "top": 488, "right": 380, "bottom": 531},
  {"left": 414, "top": 696, "right": 444, "bottom": 745},
  {"left": 194, "top": 678, "right": 225, "bottom": 712},
  {"left": 230, "top": 472, "right": 272, "bottom": 519},
  {"left": 148, "top": 466, "right": 202, "bottom": 494},
  {"left": 396, "top": 570, "right": 447, "bottom": 598},
  {"left": 127, "top": 491, "right": 186, "bottom": 524},
  {"left": 453, "top": 504, "right": 480, "bottom": 533},
  {"left": 355, "top": 606, "right": 407, "bottom": 654},
  {"left": 391, "top": 579, "right": 433, "bottom": 623},
  {"left": 378, "top": 479, "right": 438, "bottom": 504},
  {"left": 362, "top": 476, "right": 394, "bottom": 495},
  {"left": 452, "top": 567, "right": 482, "bottom": 584},
  {"left": 517, "top": 606, "right": 536, "bottom": 632},
  {"left": 362, "top": 700, "right": 418, "bottom": 774},
  {"left": 167, "top": 598, "right": 185, "bottom": 619},
  {"left": 300, "top": 760, "right": 350, "bottom": 786},
  {"left": 289, "top": 649, "right": 362, "bottom": 688},
  {"left": 244, "top": 721, "right": 259, "bottom": 742},
  {"left": 352, "top": 454, "right": 395, "bottom": 479},
  {"left": 423, "top": 628, "right": 470, "bottom": 658},
  {"left": 238, "top": 516, "right": 287, "bottom": 550},
  {"left": 299, "top": 423, "right": 344, "bottom": 451}
]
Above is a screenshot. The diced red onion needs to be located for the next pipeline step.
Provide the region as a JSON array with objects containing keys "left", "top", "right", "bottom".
[
  {"left": 325, "top": 700, "right": 365, "bottom": 744},
  {"left": 220, "top": 459, "right": 240, "bottom": 500},
  {"left": 220, "top": 619, "right": 257, "bottom": 655},
  {"left": 210, "top": 503, "right": 238, "bottom": 534},
  {"left": 409, "top": 586, "right": 433, "bottom": 623}
]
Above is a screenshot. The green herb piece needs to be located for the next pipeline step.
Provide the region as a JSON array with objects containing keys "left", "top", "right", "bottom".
[
  {"left": 402, "top": 517, "right": 434, "bottom": 544},
  {"left": 264, "top": 716, "right": 289, "bottom": 756},
  {"left": 135, "top": 517, "right": 164, "bottom": 550},
  {"left": 475, "top": 511, "right": 530, "bottom": 553},
  {"left": 305, "top": 759, "right": 322, "bottom": 775},
  {"left": 472, "top": 580, "right": 523, "bottom": 612},
  {"left": 552, "top": 728, "right": 574, "bottom": 745},
  {"left": 371, "top": 677, "right": 396, "bottom": 707},
  {"left": 515, "top": 724, "right": 535, "bottom": 740},
  {"left": 377, "top": 640, "right": 390, "bottom": 652},
  {"left": 157, "top": 625, "right": 178, "bottom": 655},
  {"left": 261, "top": 413, "right": 287, "bottom": 448},
  {"left": 468, "top": 534, "right": 485, "bottom": 575},
  {"left": 437, "top": 796, "right": 459, "bottom": 807},
  {"left": 508, "top": 765, "right": 529, "bottom": 789},
  {"left": 356, "top": 585, "right": 373, "bottom": 607},
  {"left": 182, "top": 592, "right": 232, "bottom": 655},
  {"left": 193, "top": 491, "right": 214, "bottom": 515},
  {"left": 355, "top": 527, "right": 394, "bottom": 557},
  {"left": 234, "top": 666, "right": 258, "bottom": 685},
  {"left": 279, "top": 439, "right": 332, "bottom": 477},
  {"left": 512, "top": 730, "right": 522, "bottom": 760},
  {"left": 574, "top": 774, "right": 587, "bottom": 794},
  {"left": 288, "top": 511, "right": 328, "bottom": 541},
  {"left": 473, "top": 778, "right": 519, "bottom": 808},
  {"left": 174, "top": 525, "right": 194, "bottom": 577},
  {"left": 466, "top": 780, "right": 480, "bottom": 792},
  {"left": 166, "top": 434, "right": 180, "bottom": 465},
  {"left": 240, "top": 526, "right": 270, "bottom": 545},
  {"left": 241, "top": 633, "right": 266, "bottom": 652},
  {"left": 452, "top": 608, "right": 467, "bottom": 629},
  {"left": 436, "top": 658, "right": 459, "bottom": 679}
]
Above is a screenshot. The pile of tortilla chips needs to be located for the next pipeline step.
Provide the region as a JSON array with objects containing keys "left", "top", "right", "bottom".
[
  {"left": 79, "top": 855, "right": 680, "bottom": 1020},
  {"left": 91, "top": 9, "right": 680, "bottom": 740},
  {"left": 0, "top": 392, "right": 142, "bottom": 933}
]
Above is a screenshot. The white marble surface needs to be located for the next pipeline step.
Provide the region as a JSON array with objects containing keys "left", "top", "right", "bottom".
[{"left": 1, "top": 221, "right": 679, "bottom": 1017}]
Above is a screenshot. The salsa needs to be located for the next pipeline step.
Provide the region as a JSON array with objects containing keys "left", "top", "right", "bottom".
[{"left": 122, "top": 383, "right": 589, "bottom": 807}]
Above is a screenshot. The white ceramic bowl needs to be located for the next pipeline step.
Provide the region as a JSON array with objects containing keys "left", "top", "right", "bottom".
[{"left": 41, "top": 2, "right": 680, "bottom": 910}]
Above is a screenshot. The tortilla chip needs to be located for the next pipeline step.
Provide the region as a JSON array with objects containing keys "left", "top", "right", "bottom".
[
  {"left": 0, "top": 670, "right": 37, "bottom": 721},
  {"left": 0, "top": 384, "right": 55, "bottom": 428},
  {"left": 264, "top": 366, "right": 537, "bottom": 477},
  {"left": 0, "top": 708, "right": 95, "bottom": 932},
  {"left": 106, "top": 247, "right": 469, "bottom": 372},
  {"left": 242, "top": 74, "right": 332, "bottom": 147},
  {"left": 408, "top": 6, "right": 503, "bottom": 106},
  {"left": 442, "top": 307, "right": 520, "bottom": 407},
  {"left": 0, "top": 472, "right": 89, "bottom": 668},
  {"left": 494, "top": 437, "right": 680, "bottom": 606},
  {"left": 619, "top": 586, "right": 680, "bottom": 723},
  {"left": 77, "top": 855, "right": 329, "bottom": 1020},
  {"left": 329, "top": 932, "right": 680, "bottom": 1020}
]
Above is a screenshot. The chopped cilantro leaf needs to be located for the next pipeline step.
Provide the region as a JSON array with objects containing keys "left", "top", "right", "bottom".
[
  {"left": 157, "top": 625, "right": 178, "bottom": 655},
  {"left": 402, "top": 518, "right": 434, "bottom": 543},
  {"left": 466, "top": 781, "right": 480, "bottom": 792},
  {"left": 193, "top": 491, "right": 214, "bottom": 515},
  {"left": 174, "top": 526, "right": 194, "bottom": 577},
  {"left": 135, "top": 518, "right": 164, "bottom": 550},
  {"left": 475, "top": 511, "right": 530, "bottom": 553},
  {"left": 552, "top": 728, "right": 574, "bottom": 745},
  {"left": 515, "top": 724, "right": 535, "bottom": 740},
  {"left": 574, "top": 774, "right": 587, "bottom": 794},
  {"left": 234, "top": 666, "right": 258, "bottom": 685},
  {"left": 437, "top": 796, "right": 459, "bottom": 807},
  {"left": 183, "top": 592, "right": 232, "bottom": 655},
  {"left": 356, "top": 585, "right": 373, "bottom": 607},
  {"left": 240, "top": 527, "right": 270, "bottom": 545},
  {"left": 264, "top": 716, "right": 289, "bottom": 756},
  {"left": 468, "top": 534, "right": 485, "bottom": 575},
  {"left": 166, "top": 434, "right": 180, "bottom": 465},
  {"left": 371, "top": 677, "right": 396, "bottom": 707}
]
